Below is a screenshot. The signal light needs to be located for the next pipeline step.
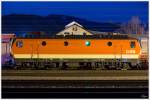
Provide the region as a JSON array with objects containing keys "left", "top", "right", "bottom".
[{"left": 85, "top": 41, "right": 90, "bottom": 46}]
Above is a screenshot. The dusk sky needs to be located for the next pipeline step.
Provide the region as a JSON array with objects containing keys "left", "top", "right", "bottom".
[{"left": 2, "top": 1, "right": 148, "bottom": 23}]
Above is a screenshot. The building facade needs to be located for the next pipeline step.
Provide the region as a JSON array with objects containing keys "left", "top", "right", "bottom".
[
  {"left": 56, "top": 21, "right": 93, "bottom": 36},
  {"left": 2, "top": 34, "right": 15, "bottom": 65}
]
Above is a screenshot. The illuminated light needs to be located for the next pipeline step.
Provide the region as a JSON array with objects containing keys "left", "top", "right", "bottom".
[{"left": 85, "top": 41, "right": 91, "bottom": 46}]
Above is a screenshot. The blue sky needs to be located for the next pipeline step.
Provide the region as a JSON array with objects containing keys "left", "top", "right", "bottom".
[{"left": 2, "top": 1, "right": 148, "bottom": 23}]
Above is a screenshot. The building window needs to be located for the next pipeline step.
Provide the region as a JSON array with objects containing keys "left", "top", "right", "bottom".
[
  {"left": 16, "top": 40, "right": 23, "bottom": 48},
  {"left": 85, "top": 41, "right": 91, "bottom": 46},
  {"left": 42, "top": 41, "right": 46, "bottom": 46},
  {"left": 73, "top": 27, "right": 77, "bottom": 31},
  {"left": 64, "top": 32, "right": 70, "bottom": 35},
  {"left": 83, "top": 32, "right": 86, "bottom": 35},
  {"left": 107, "top": 41, "right": 112, "bottom": 46},
  {"left": 130, "top": 41, "right": 135, "bottom": 48},
  {"left": 64, "top": 41, "right": 69, "bottom": 46}
]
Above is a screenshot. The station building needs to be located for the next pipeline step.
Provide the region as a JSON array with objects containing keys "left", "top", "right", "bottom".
[{"left": 56, "top": 21, "right": 93, "bottom": 36}]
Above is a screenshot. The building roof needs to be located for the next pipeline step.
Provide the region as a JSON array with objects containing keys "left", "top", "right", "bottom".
[
  {"left": 128, "top": 34, "right": 148, "bottom": 39},
  {"left": 65, "top": 21, "right": 83, "bottom": 28},
  {"left": 2, "top": 34, "right": 15, "bottom": 38},
  {"left": 2, "top": 34, "right": 15, "bottom": 43},
  {"left": 88, "top": 30, "right": 107, "bottom": 34},
  {"left": 56, "top": 21, "right": 93, "bottom": 35}
]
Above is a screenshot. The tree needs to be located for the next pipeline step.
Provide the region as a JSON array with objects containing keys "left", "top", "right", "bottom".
[{"left": 118, "top": 16, "right": 145, "bottom": 34}]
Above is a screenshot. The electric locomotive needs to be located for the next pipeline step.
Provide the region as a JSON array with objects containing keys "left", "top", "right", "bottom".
[{"left": 10, "top": 34, "right": 144, "bottom": 70}]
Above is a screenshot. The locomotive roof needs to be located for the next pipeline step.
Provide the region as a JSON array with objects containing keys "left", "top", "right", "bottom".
[{"left": 16, "top": 34, "right": 137, "bottom": 40}]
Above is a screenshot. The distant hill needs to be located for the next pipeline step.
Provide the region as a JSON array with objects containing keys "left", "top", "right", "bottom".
[{"left": 2, "top": 14, "right": 121, "bottom": 36}]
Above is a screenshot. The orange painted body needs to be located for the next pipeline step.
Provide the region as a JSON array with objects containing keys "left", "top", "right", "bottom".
[{"left": 11, "top": 38, "right": 141, "bottom": 58}]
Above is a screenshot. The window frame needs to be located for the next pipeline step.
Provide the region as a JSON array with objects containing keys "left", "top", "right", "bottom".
[
  {"left": 107, "top": 41, "right": 112, "bottom": 47},
  {"left": 16, "top": 40, "right": 23, "bottom": 48},
  {"left": 64, "top": 41, "right": 69, "bottom": 46},
  {"left": 130, "top": 41, "right": 136, "bottom": 48},
  {"left": 41, "top": 41, "right": 47, "bottom": 46}
]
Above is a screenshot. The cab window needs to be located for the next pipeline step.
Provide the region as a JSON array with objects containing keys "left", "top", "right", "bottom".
[
  {"left": 130, "top": 41, "right": 136, "bottom": 48},
  {"left": 16, "top": 41, "right": 23, "bottom": 48}
]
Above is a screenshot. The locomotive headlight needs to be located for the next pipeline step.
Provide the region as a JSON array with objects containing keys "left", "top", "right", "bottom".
[{"left": 85, "top": 41, "right": 91, "bottom": 46}]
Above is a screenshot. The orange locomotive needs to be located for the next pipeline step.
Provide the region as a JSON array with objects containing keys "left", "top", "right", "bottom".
[{"left": 10, "top": 35, "right": 143, "bottom": 70}]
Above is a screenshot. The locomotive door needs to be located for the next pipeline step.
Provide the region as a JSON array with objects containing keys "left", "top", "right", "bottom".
[
  {"left": 29, "top": 39, "right": 39, "bottom": 59},
  {"left": 113, "top": 44, "right": 123, "bottom": 59},
  {"left": 30, "top": 41, "right": 34, "bottom": 59}
]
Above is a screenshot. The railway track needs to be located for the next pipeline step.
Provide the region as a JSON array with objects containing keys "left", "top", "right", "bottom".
[
  {"left": 2, "top": 70, "right": 148, "bottom": 80},
  {"left": 2, "top": 80, "right": 148, "bottom": 88},
  {"left": 2, "top": 70, "right": 148, "bottom": 98},
  {"left": 2, "top": 80, "right": 148, "bottom": 98}
]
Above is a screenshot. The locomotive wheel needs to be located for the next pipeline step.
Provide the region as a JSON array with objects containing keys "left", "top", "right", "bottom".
[
  {"left": 91, "top": 62, "right": 97, "bottom": 70},
  {"left": 136, "top": 64, "right": 142, "bottom": 70},
  {"left": 116, "top": 63, "right": 122, "bottom": 70},
  {"left": 121, "top": 63, "right": 131, "bottom": 70},
  {"left": 14, "top": 65, "right": 21, "bottom": 70},
  {"left": 78, "top": 62, "right": 86, "bottom": 70},
  {"left": 86, "top": 62, "right": 92, "bottom": 70},
  {"left": 61, "top": 62, "right": 68, "bottom": 70},
  {"left": 94, "top": 62, "right": 105, "bottom": 70},
  {"left": 104, "top": 65, "right": 110, "bottom": 70}
]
